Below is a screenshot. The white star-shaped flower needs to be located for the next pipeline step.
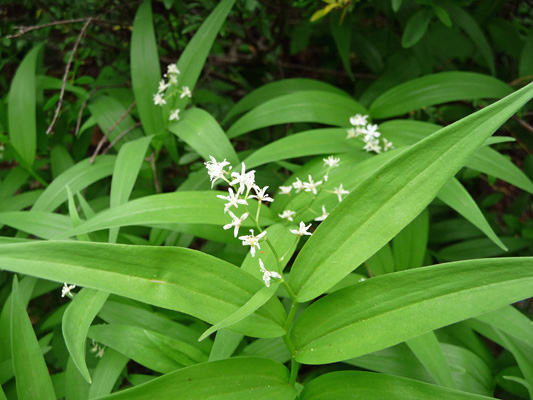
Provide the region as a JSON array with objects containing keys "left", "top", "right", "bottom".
[
  {"left": 362, "top": 124, "right": 381, "bottom": 141},
  {"left": 205, "top": 156, "right": 230, "bottom": 187},
  {"left": 292, "top": 178, "right": 304, "bottom": 193},
  {"left": 230, "top": 163, "right": 256, "bottom": 195},
  {"left": 290, "top": 221, "right": 313, "bottom": 236},
  {"left": 323, "top": 156, "right": 340, "bottom": 168},
  {"left": 363, "top": 138, "right": 382, "bottom": 154},
  {"left": 158, "top": 79, "right": 169, "bottom": 93},
  {"left": 349, "top": 114, "right": 368, "bottom": 127},
  {"left": 278, "top": 186, "right": 292, "bottom": 195},
  {"left": 180, "top": 86, "right": 192, "bottom": 98},
  {"left": 167, "top": 63, "right": 180, "bottom": 76},
  {"left": 279, "top": 210, "right": 296, "bottom": 221},
  {"left": 153, "top": 93, "right": 166, "bottom": 106},
  {"left": 248, "top": 185, "right": 274, "bottom": 203},
  {"left": 169, "top": 109, "right": 180, "bottom": 121},
  {"left": 239, "top": 229, "right": 267, "bottom": 257},
  {"left": 346, "top": 126, "right": 364, "bottom": 139},
  {"left": 61, "top": 283, "right": 76, "bottom": 298},
  {"left": 169, "top": 74, "right": 178, "bottom": 85},
  {"left": 259, "top": 259, "right": 282, "bottom": 288},
  {"left": 332, "top": 184, "right": 349, "bottom": 202},
  {"left": 95, "top": 346, "right": 106, "bottom": 358},
  {"left": 383, "top": 138, "right": 394, "bottom": 151},
  {"left": 217, "top": 188, "right": 248, "bottom": 213},
  {"left": 303, "top": 175, "right": 322, "bottom": 195},
  {"left": 314, "top": 205, "right": 329, "bottom": 221},
  {"left": 223, "top": 211, "right": 248, "bottom": 237}
]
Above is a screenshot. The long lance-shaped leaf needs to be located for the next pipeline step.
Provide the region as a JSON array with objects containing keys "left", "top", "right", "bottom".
[
  {"left": 290, "top": 257, "right": 533, "bottom": 364},
  {"left": 62, "top": 288, "right": 110, "bottom": 383},
  {"left": 0, "top": 241, "right": 286, "bottom": 339},
  {"left": 299, "top": 371, "right": 495, "bottom": 400},
  {"left": 131, "top": 0, "right": 164, "bottom": 136},
  {"left": 289, "top": 82, "right": 533, "bottom": 302},
  {"left": 55, "top": 191, "right": 273, "bottom": 239},
  {"left": 95, "top": 358, "right": 296, "bottom": 400}
]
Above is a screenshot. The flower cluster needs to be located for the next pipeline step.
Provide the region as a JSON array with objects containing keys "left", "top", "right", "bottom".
[
  {"left": 61, "top": 282, "right": 76, "bottom": 298},
  {"left": 346, "top": 114, "right": 394, "bottom": 154},
  {"left": 90, "top": 340, "right": 106, "bottom": 358},
  {"left": 152, "top": 63, "right": 193, "bottom": 122}
]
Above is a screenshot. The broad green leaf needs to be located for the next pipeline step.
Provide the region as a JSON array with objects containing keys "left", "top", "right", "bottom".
[
  {"left": 365, "top": 243, "right": 395, "bottom": 276},
  {"left": 392, "top": 0, "right": 402, "bottom": 12},
  {"left": 299, "top": 371, "right": 494, "bottom": 400},
  {"left": 291, "top": 257, "right": 533, "bottom": 364},
  {"left": 239, "top": 337, "right": 291, "bottom": 364},
  {"left": 497, "top": 331, "right": 533, "bottom": 400},
  {"left": 8, "top": 45, "right": 41, "bottom": 167},
  {"left": 519, "top": 28, "right": 533, "bottom": 77},
  {"left": 370, "top": 72, "right": 511, "bottom": 119},
  {"left": 445, "top": 5, "right": 495, "bottom": 75},
  {"left": 330, "top": 13, "right": 354, "bottom": 80},
  {"left": 0, "top": 190, "right": 42, "bottom": 213},
  {"left": 406, "top": 332, "right": 456, "bottom": 389},
  {"left": 0, "top": 167, "right": 29, "bottom": 201},
  {"left": 475, "top": 306, "right": 533, "bottom": 348},
  {"left": 32, "top": 156, "right": 116, "bottom": 212},
  {"left": 432, "top": 5, "right": 452, "bottom": 27},
  {"left": 208, "top": 330, "right": 244, "bottom": 361},
  {"left": 289, "top": 82, "right": 533, "bottom": 302},
  {"left": 95, "top": 358, "right": 296, "bottom": 400},
  {"left": 109, "top": 136, "right": 153, "bottom": 242},
  {"left": 131, "top": 0, "right": 165, "bottom": 135},
  {"left": 63, "top": 288, "right": 110, "bottom": 383},
  {"left": 438, "top": 237, "right": 530, "bottom": 261},
  {"left": 392, "top": 208, "right": 429, "bottom": 271},
  {"left": 0, "top": 241, "right": 286, "bottom": 338},
  {"left": 144, "top": 330, "right": 208, "bottom": 365},
  {"left": 243, "top": 128, "right": 362, "bottom": 168},
  {"left": 0, "top": 211, "right": 73, "bottom": 239},
  {"left": 200, "top": 282, "right": 281, "bottom": 341},
  {"left": 223, "top": 79, "right": 350, "bottom": 124},
  {"left": 65, "top": 356, "right": 90, "bottom": 400},
  {"left": 56, "top": 191, "right": 273, "bottom": 238},
  {"left": 87, "top": 348, "right": 128, "bottom": 399},
  {"left": 169, "top": 108, "right": 239, "bottom": 165},
  {"left": 402, "top": 8, "right": 433, "bottom": 48},
  {"left": 169, "top": 0, "right": 236, "bottom": 113},
  {"left": 50, "top": 145, "right": 75, "bottom": 178},
  {"left": 227, "top": 91, "right": 368, "bottom": 139},
  {"left": 10, "top": 276, "right": 56, "bottom": 400},
  {"left": 37, "top": 75, "right": 89, "bottom": 100}
]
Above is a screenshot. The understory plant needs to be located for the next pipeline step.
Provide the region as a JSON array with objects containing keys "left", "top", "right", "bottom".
[{"left": 0, "top": 1, "right": 532, "bottom": 399}]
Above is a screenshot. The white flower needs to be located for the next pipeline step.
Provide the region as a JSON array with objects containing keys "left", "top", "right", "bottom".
[
  {"left": 180, "top": 86, "right": 192, "bottom": 98},
  {"left": 158, "top": 79, "right": 169, "bottom": 93},
  {"left": 279, "top": 186, "right": 292, "bottom": 195},
  {"left": 90, "top": 340, "right": 99, "bottom": 353},
  {"left": 259, "top": 259, "right": 282, "bottom": 288},
  {"left": 217, "top": 188, "right": 248, "bottom": 213},
  {"left": 349, "top": 114, "right": 368, "bottom": 126},
  {"left": 205, "top": 156, "right": 230, "bottom": 187},
  {"left": 169, "top": 74, "right": 178, "bottom": 85},
  {"left": 323, "top": 155, "right": 340, "bottom": 168},
  {"left": 167, "top": 63, "right": 180, "bottom": 75},
  {"left": 332, "top": 184, "right": 349, "bottom": 202},
  {"left": 363, "top": 138, "right": 382, "bottom": 154},
  {"left": 238, "top": 229, "right": 267, "bottom": 257},
  {"left": 383, "top": 138, "right": 394, "bottom": 151},
  {"left": 279, "top": 210, "right": 296, "bottom": 221},
  {"left": 169, "top": 109, "right": 180, "bottom": 121},
  {"left": 248, "top": 185, "right": 274, "bottom": 203},
  {"left": 230, "top": 163, "right": 256, "bottom": 195},
  {"left": 314, "top": 205, "right": 329, "bottom": 221},
  {"left": 346, "top": 126, "right": 364, "bottom": 139},
  {"left": 61, "top": 283, "right": 76, "bottom": 298},
  {"left": 303, "top": 175, "right": 322, "bottom": 195},
  {"left": 362, "top": 124, "right": 381, "bottom": 141},
  {"left": 223, "top": 211, "right": 248, "bottom": 237},
  {"left": 153, "top": 93, "right": 166, "bottom": 106},
  {"left": 292, "top": 178, "right": 304, "bottom": 193},
  {"left": 290, "top": 221, "right": 313, "bottom": 237},
  {"left": 95, "top": 346, "right": 105, "bottom": 358}
]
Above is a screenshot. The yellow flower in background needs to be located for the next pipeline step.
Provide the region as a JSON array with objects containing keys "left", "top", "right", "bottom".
[{"left": 310, "top": 0, "right": 351, "bottom": 23}]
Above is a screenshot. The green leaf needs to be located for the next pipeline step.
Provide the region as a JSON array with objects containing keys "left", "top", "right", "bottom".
[
  {"left": 0, "top": 241, "right": 286, "bottom": 338},
  {"left": 223, "top": 79, "right": 350, "bottom": 124},
  {"left": 144, "top": 330, "right": 208, "bottom": 366},
  {"left": 438, "top": 237, "right": 530, "bottom": 261},
  {"left": 56, "top": 191, "right": 273, "bottom": 238},
  {"left": 169, "top": 108, "right": 239, "bottom": 166},
  {"left": 0, "top": 211, "right": 73, "bottom": 239},
  {"left": 208, "top": 330, "right": 244, "bottom": 361},
  {"left": 496, "top": 331, "right": 533, "bottom": 400},
  {"left": 475, "top": 306, "right": 533, "bottom": 348},
  {"left": 392, "top": 0, "right": 402, "bottom": 12},
  {"left": 109, "top": 135, "right": 153, "bottom": 242},
  {"left": 227, "top": 91, "right": 368, "bottom": 139},
  {"left": 291, "top": 257, "right": 533, "bottom": 364},
  {"left": 95, "top": 358, "right": 296, "bottom": 400},
  {"left": 432, "top": 5, "right": 452, "bottom": 28},
  {"left": 65, "top": 356, "right": 90, "bottom": 400},
  {"left": 87, "top": 348, "right": 128, "bottom": 399},
  {"left": 519, "top": 28, "right": 533, "bottom": 77},
  {"left": 8, "top": 45, "right": 42, "bottom": 167},
  {"left": 289, "top": 82, "right": 533, "bottom": 302},
  {"left": 10, "top": 276, "right": 56, "bottom": 400},
  {"left": 32, "top": 156, "right": 116, "bottom": 212},
  {"left": 370, "top": 72, "right": 511, "bottom": 119},
  {"left": 299, "top": 371, "right": 494, "bottom": 400},
  {"left": 62, "top": 288, "right": 110, "bottom": 383},
  {"left": 131, "top": 0, "right": 165, "bottom": 136},
  {"left": 402, "top": 8, "right": 433, "bottom": 48},
  {"left": 330, "top": 13, "right": 354, "bottom": 80},
  {"left": 392, "top": 208, "right": 429, "bottom": 271}
]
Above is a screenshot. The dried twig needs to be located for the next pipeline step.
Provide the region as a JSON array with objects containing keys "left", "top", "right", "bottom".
[
  {"left": 147, "top": 152, "right": 161, "bottom": 193},
  {"left": 90, "top": 101, "right": 137, "bottom": 163},
  {"left": 5, "top": 18, "right": 91, "bottom": 39},
  {"left": 102, "top": 122, "right": 142, "bottom": 155},
  {"left": 46, "top": 18, "right": 92, "bottom": 136}
]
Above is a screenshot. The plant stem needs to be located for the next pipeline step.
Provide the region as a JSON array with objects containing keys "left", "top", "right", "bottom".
[{"left": 289, "top": 358, "right": 300, "bottom": 385}]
